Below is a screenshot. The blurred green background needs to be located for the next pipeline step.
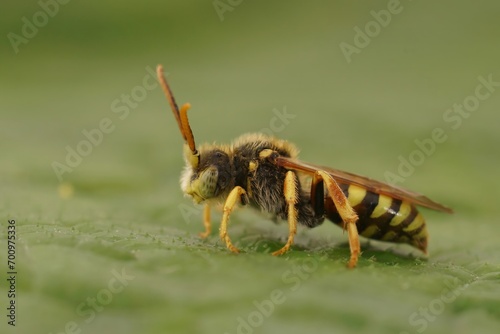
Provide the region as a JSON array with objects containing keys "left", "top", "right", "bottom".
[{"left": 1, "top": 1, "right": 500, "bottom": 333}]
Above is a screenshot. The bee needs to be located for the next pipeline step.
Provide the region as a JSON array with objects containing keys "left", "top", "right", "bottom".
[{"left": 156, "top": 65, "right": 453, "bottom": 268}]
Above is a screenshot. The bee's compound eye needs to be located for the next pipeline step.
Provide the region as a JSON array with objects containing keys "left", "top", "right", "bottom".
[{"left": 198, "top": 167, "right": 218, "bottom": 199}]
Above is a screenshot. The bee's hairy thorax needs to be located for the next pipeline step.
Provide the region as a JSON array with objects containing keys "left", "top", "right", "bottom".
[{"left": 230, "top": 134, "right": 323, "bottom": 227}]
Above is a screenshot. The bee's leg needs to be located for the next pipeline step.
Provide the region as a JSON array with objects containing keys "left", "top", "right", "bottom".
[
  {"left": 220, "top": 186, "right": 247, "bottom": 254},
  {"left": 317, "top": 171, "right": 360, "bottom": 268},
  {"left": 272, "top": 171, "right": 298, "bottom": 256},
  {"left": 199, "top": 204, "right": 211, "bottom": 239}
]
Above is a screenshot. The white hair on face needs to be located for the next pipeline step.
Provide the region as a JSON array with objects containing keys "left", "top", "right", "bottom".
[{"left": 180, "top": 165, "right": 193, "bottom": 194}]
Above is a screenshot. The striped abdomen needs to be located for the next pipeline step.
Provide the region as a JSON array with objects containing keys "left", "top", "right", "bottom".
[{"left": 325, "top": 184, "right": 428, "bottom": 252}]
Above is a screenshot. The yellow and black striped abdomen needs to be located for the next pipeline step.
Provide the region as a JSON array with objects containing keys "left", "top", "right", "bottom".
[{"left": 325, "top": 184, "right": 428, "bottom": 252}]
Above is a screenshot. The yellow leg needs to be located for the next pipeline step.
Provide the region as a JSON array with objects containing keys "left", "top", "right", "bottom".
[
  {"left": 220, "top": 186, "right": 247, "bottom": 254},
  {"left": 272, "top": 171, "right": 298, "bottom": 256},
  {"left": 199, "top": 204, "right": 211, "bottom": 239},
  {"left": 317, "top": 171, "right": 360, "bottom": 268}
]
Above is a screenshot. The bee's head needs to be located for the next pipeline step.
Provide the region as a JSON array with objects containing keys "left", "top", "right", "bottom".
[
  {"left": 156, "top": 65, "right": 232, "bottom": 204},
  {"left": 180, "top": 145, "right": 232, "bottom": 203}
]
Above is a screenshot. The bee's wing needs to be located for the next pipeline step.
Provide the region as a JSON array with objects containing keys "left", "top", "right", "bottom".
[{"left": 276, "top": 156, "right": 453, "bottom": 213}]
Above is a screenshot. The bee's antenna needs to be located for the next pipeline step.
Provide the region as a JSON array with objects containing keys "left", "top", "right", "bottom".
[{"left": 157, "top": 65, "right": 198, "bottom": 160}]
